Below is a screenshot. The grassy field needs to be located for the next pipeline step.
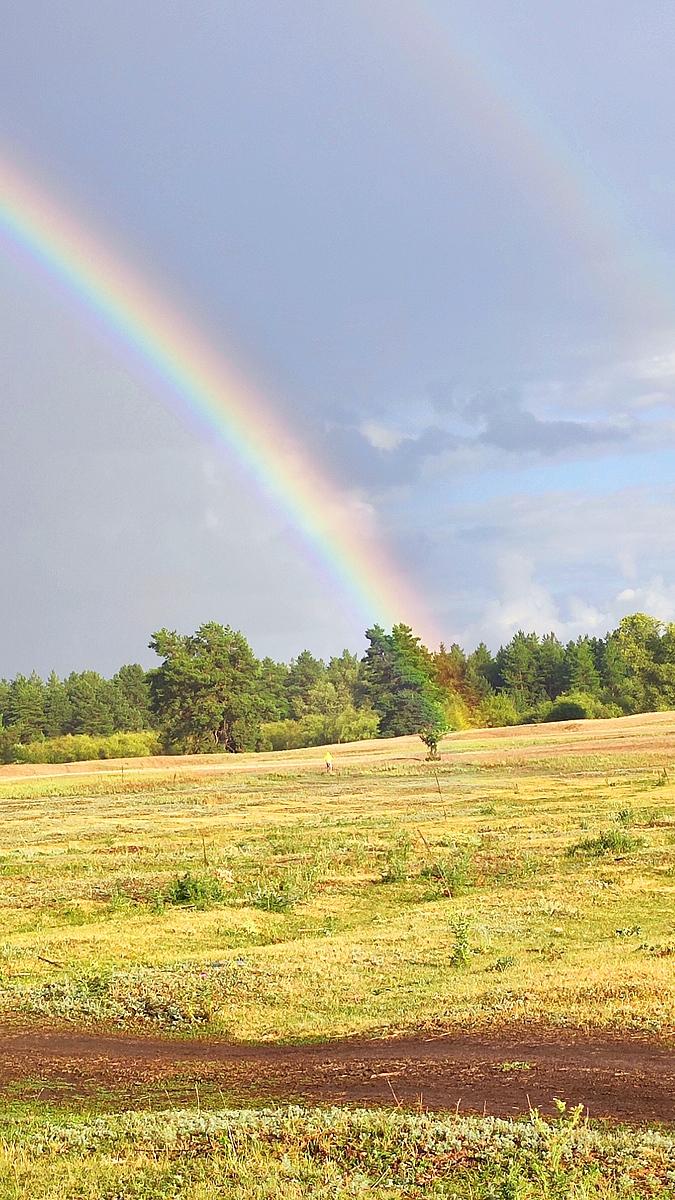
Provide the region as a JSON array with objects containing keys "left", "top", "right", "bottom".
[
  {"left": 1, "top": 1102, "right": 674, "bottom": 1198},
  {"left": 0, "top": 711, "right": 674, "bottom": 1041},
  {"left": 1, "top": 713, "right": 675, "bottom": 1196}
]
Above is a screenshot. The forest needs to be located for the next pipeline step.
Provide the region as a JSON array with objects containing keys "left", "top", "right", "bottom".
[{"left": 1, "top": 611, "right": 674, "bottom": 761}]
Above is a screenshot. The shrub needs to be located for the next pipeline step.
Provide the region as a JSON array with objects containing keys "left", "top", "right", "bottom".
[
  {"left": 542, "top": 692, "right": 623, "bottom": 723},
  {"left": 14, "top": 731, "right": 161, "bottom": 764},
  {"left": 479, "top": 694, "right": 520, "bottom": 728},
  {"left": 163, "top": 872, "right": 226, "bottom": 909},
  {"left": 442, "top": 691, "right": 474, "bottom": 730},
  {"left": 567, "top": 829, "right": 644, "bottom": 857},
  {"left": 259, "top": 706, "right": 379, "bottom": 751},
  {"left": 543, "top": 698, "right": 588, "bottom": 722}
]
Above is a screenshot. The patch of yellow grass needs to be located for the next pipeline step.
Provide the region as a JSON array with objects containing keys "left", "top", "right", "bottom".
[{"left": 0, "top": 713, "right": 674, "bottom": 1039}]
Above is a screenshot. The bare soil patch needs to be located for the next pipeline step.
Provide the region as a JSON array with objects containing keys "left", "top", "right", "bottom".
[{"left": 2, "top": 1027, "right": 675, "bottom": 1123}]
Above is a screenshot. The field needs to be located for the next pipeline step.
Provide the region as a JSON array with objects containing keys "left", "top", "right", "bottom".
[{"left": 2, "top": 712, "right": 675, "bottom": 1196}]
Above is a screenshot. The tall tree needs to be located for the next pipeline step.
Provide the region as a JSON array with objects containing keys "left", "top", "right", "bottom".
[
  {"left": 257, "top": 658, "right": 291, "bottom": 721},
  {"left": 359, "top": 624, "right": 444, "bottom": 737},
  {"left": 149, "top": 623, "right": 262, "bottom": 752},
  {"left": 111, "top": 664, "right": 154, "bottom": 730},
  {"left": 7, "top": 673, "right": 45, "bottom": 743},
  {"left": 497, "top": 632, "right": 541, "bottom": 710},
  {"left": 565, "top": 638, "right": 601, "bottom": 696},
  {"left": 326, "top": 650, "right": 361, "bottom": 707},
  {"left": 537, "top": 633, "right": 566, "bottom": 701},
  {"left": 65, "top": 672, "right": 116, "bottom": 736},
  {"left": 43, "top": 671, "right": 73, "bottom": 738},
  {"left": 464, "top": 643, "right": 496, "bottom": 702},
  {"left": 285, "top": 651, "right": 326, "bottom": 718}
]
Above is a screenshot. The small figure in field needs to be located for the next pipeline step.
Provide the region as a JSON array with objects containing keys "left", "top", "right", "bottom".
[{"left": 324, "top": 751, "right": 334, "bottom": 773}]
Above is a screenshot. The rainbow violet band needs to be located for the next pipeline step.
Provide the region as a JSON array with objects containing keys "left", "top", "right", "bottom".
[{"left": 0, "top": 154, "right": 439, "bottom": 644}]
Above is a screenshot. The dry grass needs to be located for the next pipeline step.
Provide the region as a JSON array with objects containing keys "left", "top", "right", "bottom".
[{"left": 0, "top": 712, "right": 674, "bottom": 1039}]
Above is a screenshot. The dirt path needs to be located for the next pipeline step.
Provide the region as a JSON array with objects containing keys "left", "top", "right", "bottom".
[{"left": 3, "top": 1028, "right": 675, "bottom": 1122}]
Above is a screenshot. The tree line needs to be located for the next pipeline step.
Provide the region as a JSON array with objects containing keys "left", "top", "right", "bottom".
[{"left": 1, "top": 611, "right": 673, "bottom": 759}]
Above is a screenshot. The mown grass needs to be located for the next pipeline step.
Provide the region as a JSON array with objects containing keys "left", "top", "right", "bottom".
[
  {"left": 0, "top": 1102, "right": 672, "bottom": 1198},
  {"left": 0, "top": 717, "right": 675, "bottom": 1039}
]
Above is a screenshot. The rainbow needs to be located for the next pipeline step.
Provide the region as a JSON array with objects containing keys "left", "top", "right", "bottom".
[
  {"left": 0, "top": 154, "right": 440, "bottom": 646},
  {"left": 398, "top": 0, "right": 668, "bottom": 317}
]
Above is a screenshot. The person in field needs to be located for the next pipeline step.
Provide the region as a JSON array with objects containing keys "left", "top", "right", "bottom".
[{"left": 324, "top": 751, "right": 333, "bottom": 773}]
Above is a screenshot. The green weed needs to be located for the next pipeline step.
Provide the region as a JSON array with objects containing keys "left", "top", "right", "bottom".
[
  {"left": 420, "top": 852, "right": 473, "bottom": 896},
  {"left": 246, "top": 873, "right": 310, "bottom": 912},
  {"left": 450, "top": 915, "right": 471, "bottom": 967},
  {"left": 163, "top": 873, "right": 226, "bottom": 909},
  {"left": 566, "top": 829, "right": 644, "bottom": 856},
  {"left": 380, "top": 834, "right": 412, "bottom": 883}
]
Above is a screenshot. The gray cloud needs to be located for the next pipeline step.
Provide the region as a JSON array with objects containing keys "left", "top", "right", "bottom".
[
  {"left": 326, "top": 424, "right": 455, "bottom": 489},
  {"left": 479, "top": 406, "right": 622, "bottom": 454},
  {"left": 445, "top": 389, "right": 625, "bottom": 456}
]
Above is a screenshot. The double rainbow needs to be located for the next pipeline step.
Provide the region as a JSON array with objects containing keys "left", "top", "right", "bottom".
[{"left": 0, "top": 155, "right": 439, "bottom": 645}]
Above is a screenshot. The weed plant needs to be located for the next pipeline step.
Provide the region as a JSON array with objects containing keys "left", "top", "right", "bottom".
[
  {"left": 450, "top": 916, "right": 471, "bottom": 967},
  {"left": 567, "top": 829, "right": 644, "bottom": 856},
  {"left": 164, "top": 872, "right": 226, "bottom": 909},
  {"left": 380, "top": 834, "right": 412, "bottom": 883}
]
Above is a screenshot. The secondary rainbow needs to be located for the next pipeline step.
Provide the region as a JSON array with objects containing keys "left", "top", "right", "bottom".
[{"left": 0, "top": 155, "right": 439, "bottom": 645}]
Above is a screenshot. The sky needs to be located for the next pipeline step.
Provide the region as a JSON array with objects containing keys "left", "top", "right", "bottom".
[{"left": 1, "top": 0, "right": 675, "bottom": 675}]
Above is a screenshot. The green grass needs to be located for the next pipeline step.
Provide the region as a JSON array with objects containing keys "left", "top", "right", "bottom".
[{"left": 0, "top": 1102, "right": 671, "bottom": 1198}]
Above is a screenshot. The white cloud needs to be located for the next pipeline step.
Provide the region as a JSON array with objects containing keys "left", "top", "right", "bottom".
[
  {"left": 360, "top": 421, "right": 414, "bottom": 451},
  {"left": 426, "top": 484, "right": 675, "bottom": 649}
]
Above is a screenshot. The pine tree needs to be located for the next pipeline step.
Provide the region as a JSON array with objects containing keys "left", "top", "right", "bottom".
[
  {"left": 149, "top": 622, "right": 263, "bottom": 752},
  {"left": 359, "top": 624, "right": 445, "bottom": 737},
  {"left": 43, "top": 671, "right": 72, "bottom": 738}
]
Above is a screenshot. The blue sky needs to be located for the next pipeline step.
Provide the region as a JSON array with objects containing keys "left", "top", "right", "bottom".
[{"left": 1, "top": 0, "right": 675, "bottom": 673}]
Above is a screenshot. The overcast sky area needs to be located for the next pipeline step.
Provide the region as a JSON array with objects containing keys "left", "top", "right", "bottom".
[{"left": 1, "top": 0, "right": 675, "bottom": 675}]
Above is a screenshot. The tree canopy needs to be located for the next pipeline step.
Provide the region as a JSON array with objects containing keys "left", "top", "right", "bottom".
[{"left": 1, "top": 611, "right": 675, "bottom": 761}]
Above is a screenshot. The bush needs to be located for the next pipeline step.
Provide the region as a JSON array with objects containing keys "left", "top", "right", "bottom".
[
  {"left": 542, "top": 692, "right": 623, "bottom": 723},
  {"left": 259, "top": 706, "right": 379, "bottom": 751},
  {"left": 13, "top": 731, "right": 161, "bottom": 764},
  {"left": 543, "top": 698, "right": 588, "bottom": 721},
  {"left": 442, "top": 691, "right": 475, "bottom": 730},
  {"left": 479, "top": 694, "right": 520, "bottom": 728},
  {"left": 163, "top": 873, "right": 226, "bottom": 909}
]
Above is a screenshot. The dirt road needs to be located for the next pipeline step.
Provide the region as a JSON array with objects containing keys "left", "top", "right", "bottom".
[{"left": 3, "top": 1027, "right": 675, "bottom": 1122}]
